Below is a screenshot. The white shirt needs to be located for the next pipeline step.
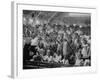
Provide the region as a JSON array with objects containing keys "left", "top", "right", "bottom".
[
  {"left": 63, "top": 41, "right": 68, "bottom": 56},
  {"left": 31, "top": 37, "right": 38, "bottom": 46}
]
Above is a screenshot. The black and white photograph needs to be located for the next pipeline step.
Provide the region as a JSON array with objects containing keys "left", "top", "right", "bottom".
[{"left": 23, "top": 10, "right": 91, "bottom": 69}]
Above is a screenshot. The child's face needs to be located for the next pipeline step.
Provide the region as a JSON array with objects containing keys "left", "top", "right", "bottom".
[{"left": 47, "top": 50, "right": 50, "bottom": 55}]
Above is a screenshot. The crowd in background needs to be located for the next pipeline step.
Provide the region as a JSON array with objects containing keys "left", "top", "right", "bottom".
[
  {"left": 23, "top": 11, "right": 91, "bottom": 67},
  {"left": 23, "top": 21, "right": 91, "bottom": 66}
]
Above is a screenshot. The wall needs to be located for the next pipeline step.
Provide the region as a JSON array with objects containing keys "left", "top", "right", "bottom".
[{"left": 0, "top": 0, "right": 99, "bottom": 80}]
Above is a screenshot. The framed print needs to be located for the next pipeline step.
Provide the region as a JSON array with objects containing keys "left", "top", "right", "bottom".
[{"left": 11, "top": 1, "right": 97, "bottom": 78}]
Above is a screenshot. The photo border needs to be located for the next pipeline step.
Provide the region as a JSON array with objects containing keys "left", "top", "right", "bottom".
[{"left": 11, "top": 1, "right": 97, "bottom": 78}]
